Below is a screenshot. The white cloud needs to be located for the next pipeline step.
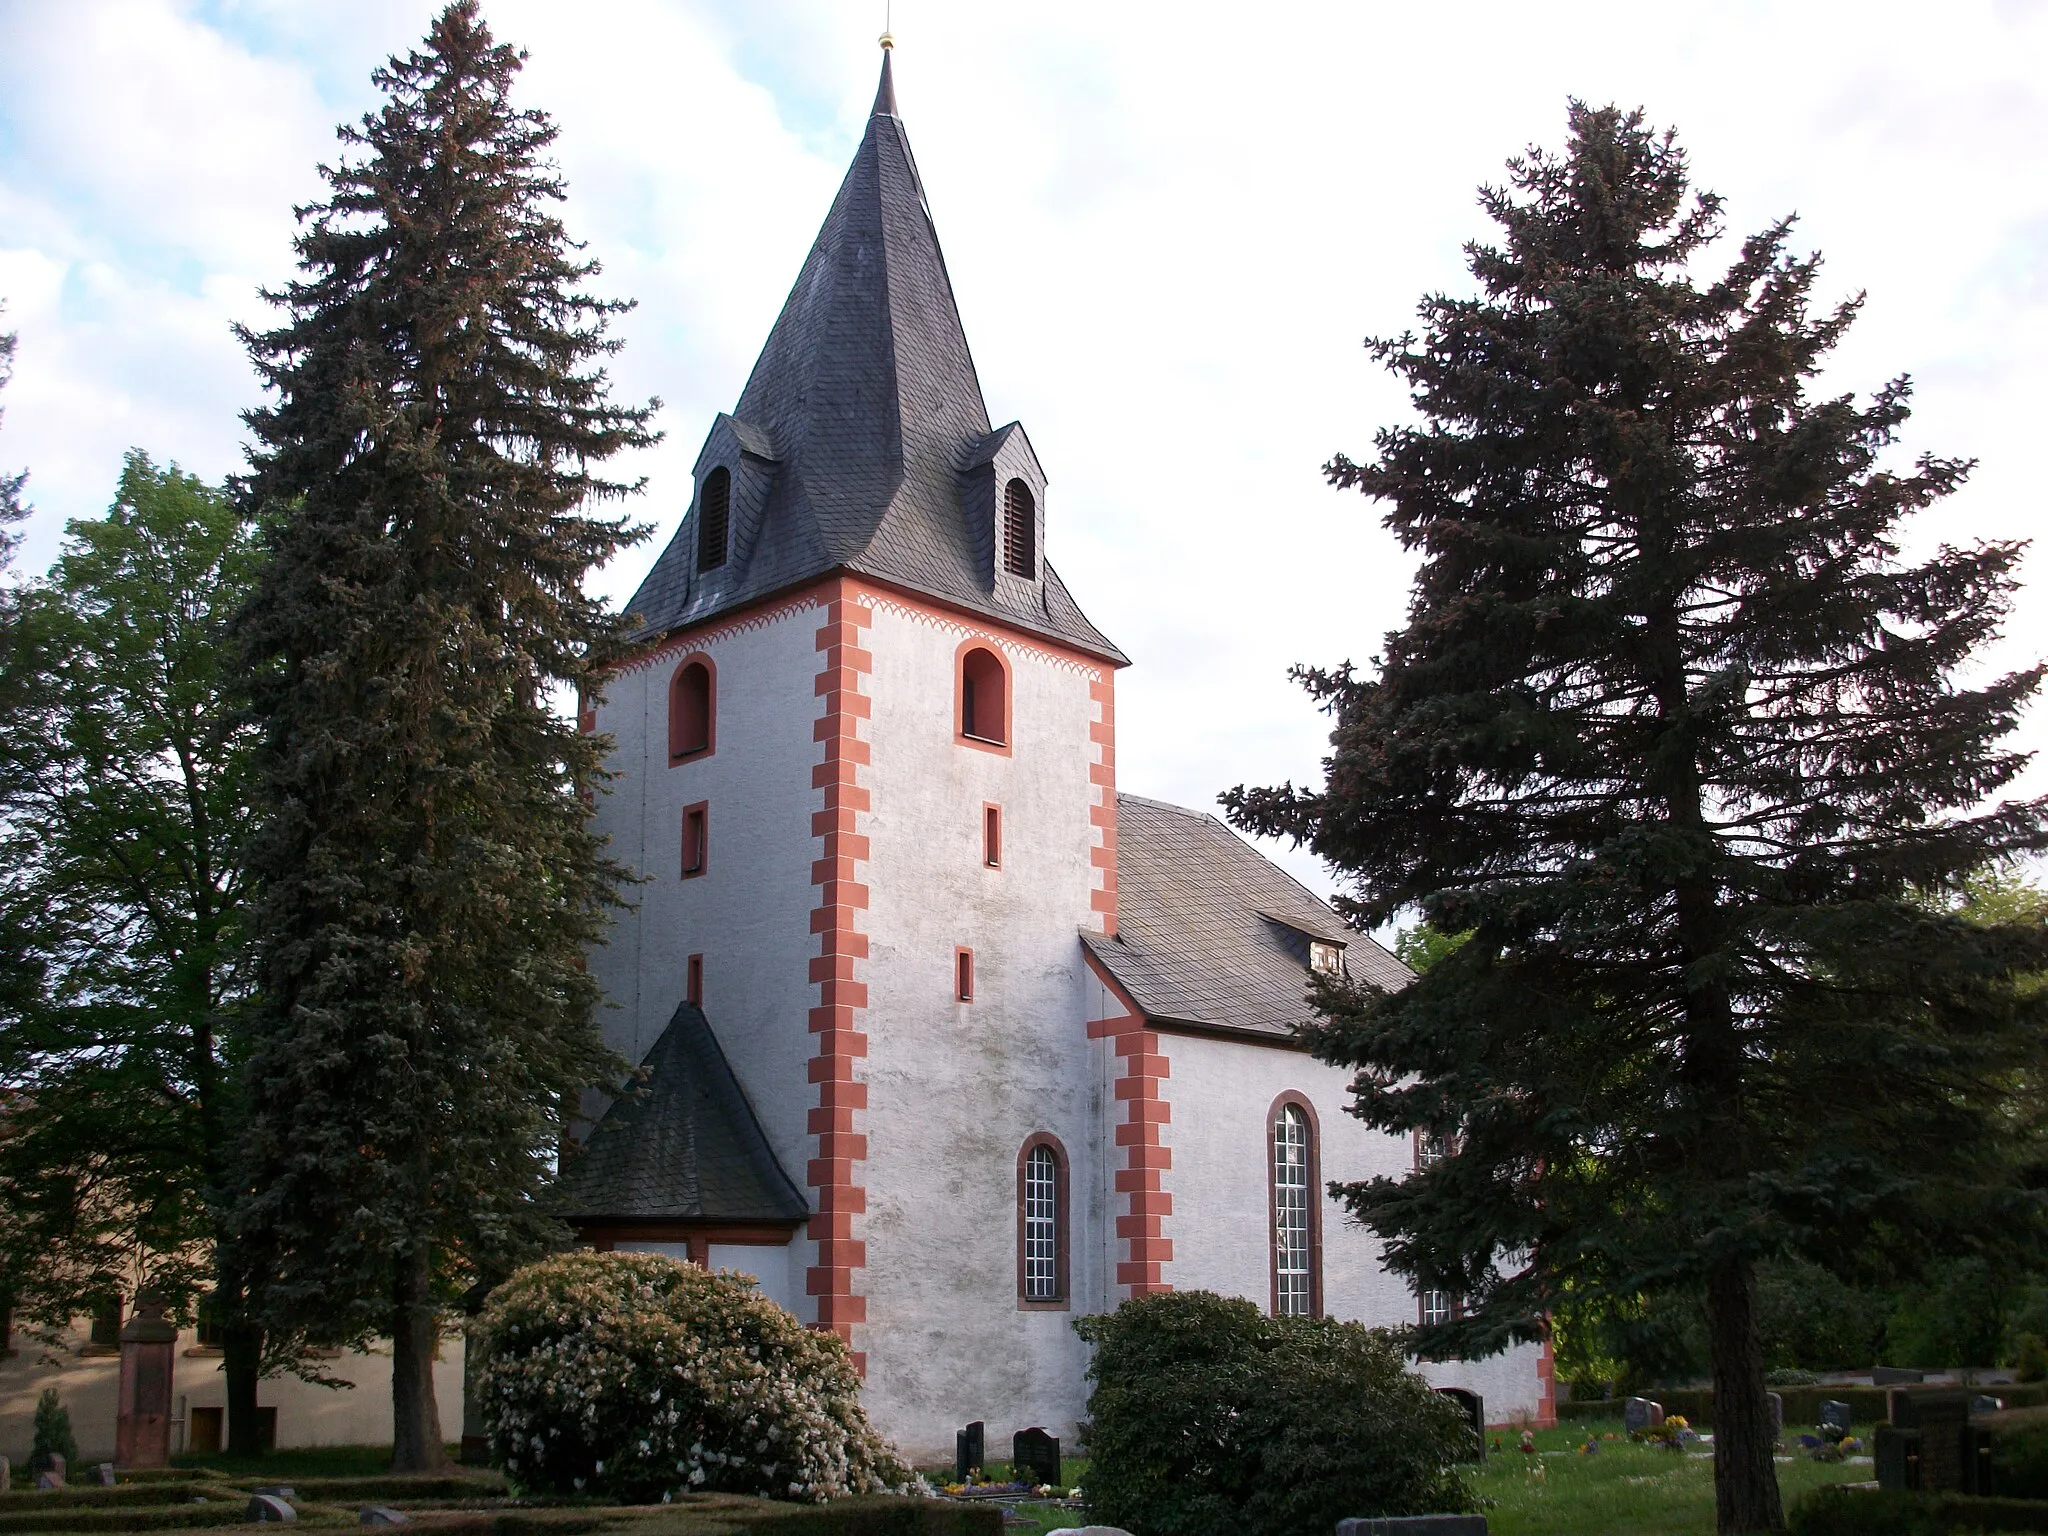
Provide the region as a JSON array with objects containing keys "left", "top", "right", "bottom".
[{"left": 3, "top": 0, "right": 2045, "bottom": 902}]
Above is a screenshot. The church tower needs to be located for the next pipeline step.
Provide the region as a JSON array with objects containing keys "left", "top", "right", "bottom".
[{"left": 570, "top": 44, "right": 1127, "bottom": 1452}]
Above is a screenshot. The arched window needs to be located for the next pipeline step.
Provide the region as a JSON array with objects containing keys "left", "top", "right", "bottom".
[
  {"left": 959, "top": 645, "right": 1008, "bottom": 748},
  {"left": 1270, "top": 1097, "right": 1320, "bottom": 1317},
  {"left": 669, "top": 656, "right": 714, "bottom": 762},
  {"left": 1002, "top": 478, "right": 1036, "bottom": 579},
  {"left": 697, "top": 466, "right": 731, "bottom": 572},
  {"left": 1017, "top": 1134, "right": 1070, "bottom": 1307}
]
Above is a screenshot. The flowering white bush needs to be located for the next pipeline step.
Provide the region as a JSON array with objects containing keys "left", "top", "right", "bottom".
[{"left": 473, "top": 1250, "right": 909, "bottom": 1503}]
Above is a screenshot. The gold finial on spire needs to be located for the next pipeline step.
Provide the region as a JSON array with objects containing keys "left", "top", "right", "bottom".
[{"left": 879, "top": 31, "right": 893, "bottom": 49}]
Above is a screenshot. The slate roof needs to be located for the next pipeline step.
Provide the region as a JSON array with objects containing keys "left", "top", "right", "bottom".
[
  {"left": 623, "top": 53, "right": 1126, "bottom": 665},
  {"left": 1083, "top": 794, "right": 1412, "bottom": 1040},
  {"left": 562, "top": 1002, "right": 809, "bottom": 1226}
]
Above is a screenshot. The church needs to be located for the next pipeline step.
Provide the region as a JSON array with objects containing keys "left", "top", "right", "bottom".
[{"left": 563, "top": 45, "right": 1551, "bottom": 1461}]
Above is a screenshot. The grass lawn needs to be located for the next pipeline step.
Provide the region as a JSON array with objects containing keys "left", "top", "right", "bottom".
[{"left": 1473, "top": 1420, "right": 1874, "bottom": 1536}]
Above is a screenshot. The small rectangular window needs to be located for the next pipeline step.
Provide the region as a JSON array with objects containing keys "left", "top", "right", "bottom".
[
  {"left": 1420, "top": 1288, "right": 1455, "bottom": 1328},
  {"left": 984, "top": 804, "right": 1002, "bottom": 868},
  {"left": 1310, "top": 940, "right": 1343, "bottom": 974},
  {"left": 1417, "top": 1130, "right": 1448, "bottom": 1170},
  {"left": 686, "top": 953, "right": 704, "bottom": 1006},
  {"left": 956, "top": 947, "right": 974, "bottom": 1003},
  {"left": 682, "top": 802, "right": 708, "bottom": 877}
]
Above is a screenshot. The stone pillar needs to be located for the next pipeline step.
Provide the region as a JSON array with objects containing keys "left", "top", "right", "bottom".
[{"left": 114, "top": 1295, "right": 178, "bottom": 1469}]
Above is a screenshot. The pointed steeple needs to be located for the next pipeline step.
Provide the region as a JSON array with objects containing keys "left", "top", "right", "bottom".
[
  {"left": 624, "top": 47, "right": 1124, "bottom": 666},
  {"left": 873, "top": 38, "right": 898, "bottom": 117}
]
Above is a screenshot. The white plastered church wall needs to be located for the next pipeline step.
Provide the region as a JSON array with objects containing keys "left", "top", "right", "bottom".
[
  {"left": 851, "top": 599, "right": 1106, "bottom": 1462},
  {"left": 1162, "top": 1030, "right": 1545, "bottom": 1422},
  {"left": 585, "top": 598, "right": 829, "bottom": 1321}
]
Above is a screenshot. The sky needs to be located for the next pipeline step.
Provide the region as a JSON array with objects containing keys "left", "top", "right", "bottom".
[{"left": 1, "top": 0, "right": 2045, "bottom": 908}]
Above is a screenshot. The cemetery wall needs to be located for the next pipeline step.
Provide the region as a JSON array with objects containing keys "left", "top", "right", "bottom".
[
  {"left": 0, "top": 1323, "right": 466, "bottom": 1463},
  {"left": 851, "top": 595, "right": 1108, "bottom": 1462},
  {"left": 586, "top": 595, "right": 831, "bottom": 1321},
  {"left": 1159, "top": 1030, "right": 1549, "bottom": 1422}
]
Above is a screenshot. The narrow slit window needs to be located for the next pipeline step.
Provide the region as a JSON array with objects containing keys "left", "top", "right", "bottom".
[
  {"left": 1002, "top": 478, "right": 1036, "bottom": 579},
  {"left": 956, "top": 948, "right": 974, "bottom": 1002},
  {"left": 697, "top": 467, "right": 731, "bottom": 572},
  {"left": 1023, "top": 1145, "right": 1058, "bottom": 1300},
  {"left": 1273, "top": 1104, "right": 1312, "bottom": 1317},
  {"left": 686, "top": 953, "right": 704, "bottom": 1005},
  {"left": 984, "top": 805, "right": 1002, "bottom": 868},
  {"left": 682, "top": 803, "right": 708, "bottom": 878}
]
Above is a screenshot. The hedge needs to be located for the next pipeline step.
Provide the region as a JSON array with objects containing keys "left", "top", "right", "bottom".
[
  {"left": 1788, "top": 1485, "right": 2048, "bottom": 1535},
  {"left": 1562, "top": 1381, "right": 2048, "bottom": 1429},
  {"left": 0, "top": 1494, "right": 1000, "bottom": 1536}
]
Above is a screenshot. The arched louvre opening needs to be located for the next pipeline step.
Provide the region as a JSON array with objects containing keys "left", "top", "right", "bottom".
[
  {"left": 1002, "top": 478, "right": 1035, "bottom": 579},
  {"left": 697, "top": 466, "right": 731, "bottom": 572}
]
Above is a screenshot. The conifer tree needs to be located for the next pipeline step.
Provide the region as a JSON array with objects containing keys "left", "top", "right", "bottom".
[
  {"left": 232, "top": 2, "right": 652, "bottom": 1470},
  {"left": 1228, "top": 104, "right": 2048, "bottom": 1534}
]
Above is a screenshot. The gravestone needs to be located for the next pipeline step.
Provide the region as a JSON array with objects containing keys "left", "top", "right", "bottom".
[
  {"left": 1768, "top": 1392, "right": 1784, "bottom": 1442},
  {"left": 1435, "top": 1387, "right": 1485, "bottom": 1460},
  {"left": 97, "top": 1463, "right": 115, "bottom": 1486},
  {"left": 1875, "top": 1424, "right": 1920, "bottom": 1492},
  {"left": 1012, "top": 1427, "right": 1060, "bottom": 1488},
  {"left": 115, "top": 1293, "right": 178, "bottom": 1469},
  {"left": 1624, "top": 1397, "right": 1662, "bottom": 1435},
  {"left": 1820, "top": 1400, "right": 1853, "bottom": 1437},
  {"left": 1335, "top": 1517, "right": 1490, "bottom": 1535},
  {"left": 247, "top": 1493, "right": 297, "bottom": 1523},
  {"left": 1972, "top": 1395, "right": 2003, "bottom": 1416},
  {"left": 954, "top": 1420, "right": 984, "bottom": 1481},
  {"left": 34, "top": 1454, "right": 64, "bottom": 1490},
  {"left": 1873, "top": 1366, "right": 1926, "bottom": 1386},
  {"left": 1903, "top": 1393, "right": 1972, "bottom": 1493},
  {"left": 359, "top": 1509, "right": 410, "bottom": 1527}
]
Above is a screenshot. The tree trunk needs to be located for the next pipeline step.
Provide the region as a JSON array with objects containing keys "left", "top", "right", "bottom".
[
  {"left": 389, "top": 1251, "right": 448, "bottom": 1472},
  {"left": 223, "top": 1322, "right": 266, "bottom": 1458},
  {"left": 1707, "top": 1254, "right": 1783, "bottom": 1534}
]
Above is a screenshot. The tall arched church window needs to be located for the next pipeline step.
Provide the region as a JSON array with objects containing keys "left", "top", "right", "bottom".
[
  {"left": 669, "top": 656, "right": 715, "bottom": 762},
  {"left": 1002, "top": 478, "right": 1036, "bottom": 579},
  {"left": 697, "top": 467, "right": 731, "bottom": 572},
  {"left": 1017, "top": 1134, "right": 1069, "bottom": 1307},
  {"left": 959, "top": 645, "right": 1008, "bottom": 748},
  {"left": 1270, "top": 1097, "right": 1320, "bottom": 1317}
]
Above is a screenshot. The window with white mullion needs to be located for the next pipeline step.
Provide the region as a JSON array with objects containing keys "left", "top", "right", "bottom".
[
  {"left": 1273, "top": 1105, "right": 1312, "bottom": 1317},
  {"left": 1024, "top": 1145, "right": 1059, "bottom": 1301}
]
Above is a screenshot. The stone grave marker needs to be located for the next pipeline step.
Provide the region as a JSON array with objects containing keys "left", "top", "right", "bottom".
[
  {"left": 1624, "top": 1397, "right": 1662, "bottom": 1435},
  {"left": 33, "top": 1453, "right": 64, "bottom": 1490},
  {"left": 1012, "top": 1426, "right": 1060, "bottom": 1488},
  {"left": 360, "top": 1508, "right": 410, "bottom": 1527},
  {"left": 1873, "top": 1366, "right": 1926, "bottom": 1386},
  {"left": 247, "top": 1493, "right": 297, "bottom": 1523},
  {"left": 1768, "top": 1392, "right": 1784, "bottom": 1441},
  {"left": 97, "top": 1463, "right": 115, "bottom": 1486},
  {"left": 1820, "top": 1400, "right": 1853, "bottom": 1437},
  {"left": 955, "top": 1420, "right": 984, "bottom": 1481},
  {"left": 1972, "top": 1395, "right": 2003, "bottom": 1415}
]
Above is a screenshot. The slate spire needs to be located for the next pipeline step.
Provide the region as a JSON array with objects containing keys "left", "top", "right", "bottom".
[{"left": 623, "top": 46, "right": 1125, "bottom": 665}]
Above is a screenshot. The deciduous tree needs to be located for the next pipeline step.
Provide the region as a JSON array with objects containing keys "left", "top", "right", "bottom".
[
  {"left": 1228, "top": 104, "right": 2048, "bottom": 1533},
  {"left": 231, "top": 1, "right": 651, "bottom": 1471}
]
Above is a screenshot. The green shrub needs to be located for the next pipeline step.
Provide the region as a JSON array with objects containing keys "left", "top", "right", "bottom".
[
  {"left": 472, "top": 1251, "right": 909, "bottom": 1504},
  {"left": 1790, "top": 1486, "right": 2048, "bottom": 1535},
  {"left": 31, "top": 1388, "right": 79, "bottom": 1471},
  {"left": 2019, "top": 1333, "right": 2048, "bottom": 1383},
  {"left": 1073, "top": 1290, "right": 1473, "bottom": 1536},
  {"left": 1991, "top": 1422, "right": 2048, "bottom": 1499}
]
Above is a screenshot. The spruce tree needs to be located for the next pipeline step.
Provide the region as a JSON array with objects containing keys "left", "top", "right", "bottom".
[
  {"left": 1228, "top": 104, "right": 2048, "bottom": 1534},
  {"left": 232, "top": 2, "right": 652, "bottom": 1470}
]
